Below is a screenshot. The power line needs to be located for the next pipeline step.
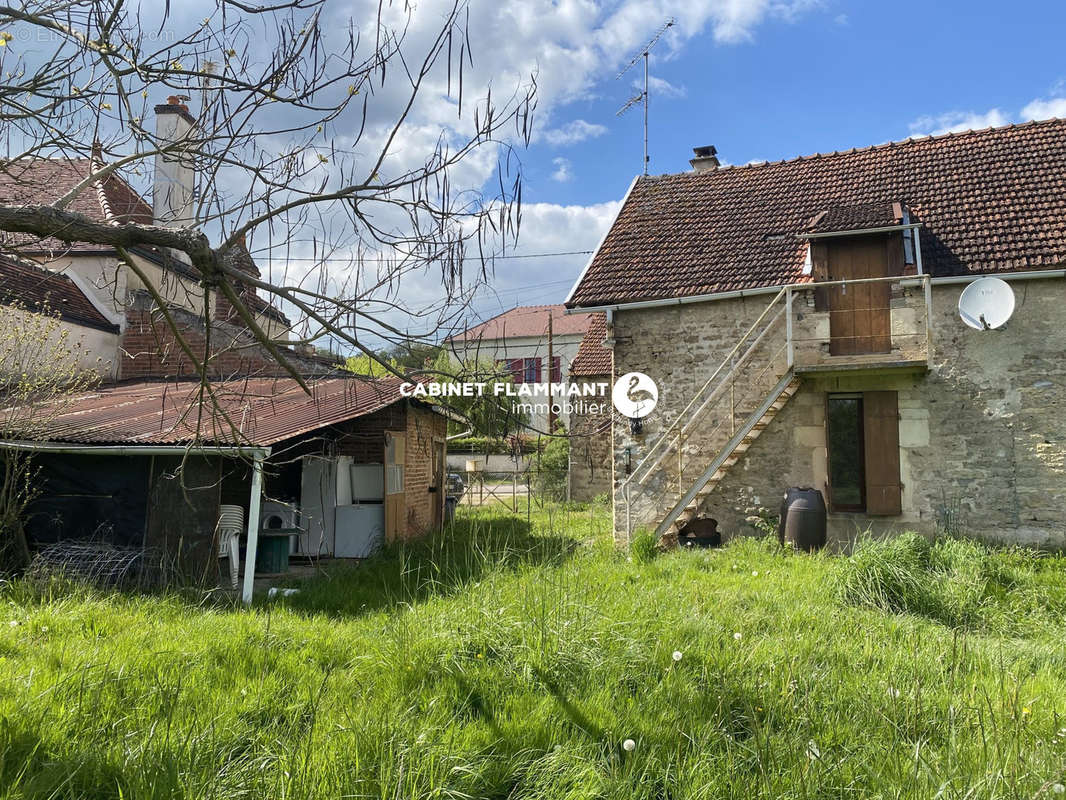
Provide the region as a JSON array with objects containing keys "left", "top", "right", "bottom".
[{"left": 260, "top": 249, "right": 594, "bottom": 263}]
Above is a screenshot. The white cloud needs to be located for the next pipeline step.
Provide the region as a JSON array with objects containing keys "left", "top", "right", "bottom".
[
  {"left": 551, "top": 157, "right": 574, "bottom": 182},
  {"left": 1021, "top": 96, "right": 1066, "bottom": 121},
  {"left": 543, "top": 119, "right": 608, "bottom": 146},
  {"left": 458, "top": 200, "right": 622, "bottom": 323},
  {"left": 908, "top": 109, "right": 1011, "bottom": 137},
  {"left": 645, "top": 75, "right": 687, "bottom": 99},
  {"left": 909, "top": 90, "right": 1066, "bottom": 138}
]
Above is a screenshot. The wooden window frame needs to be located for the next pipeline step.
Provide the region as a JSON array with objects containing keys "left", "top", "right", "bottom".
[
  {"left": 825, "top": 393, "right": 866, "bottom": 512},
  {"left": 825, "top": 390, "right": 902, "bottom": 516}
]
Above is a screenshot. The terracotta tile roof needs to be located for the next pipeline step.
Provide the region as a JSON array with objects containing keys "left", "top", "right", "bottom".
[
  {"left": 24, "top": 376, "right": 411, "bottom": 447},
  {"left": 0, "top": 158, "right": 152, "bottom": 252},
  {"left": 567, "top": 119, "right": 1066, "bottom": 307},
  {"left": 569, "top": 313, "right": 611, "bottom": 376},
  {"left": 806, "top": 201, "right": 904, "bottom": 234},
  {"left": 0, "top": 158, "right": 289, "bottom": 326},
  {"left": 449, "top": 304, "right": 595, "bottom": 342},
  {"left": 0, "top": 255, "right": 118, "bottom": 332}
]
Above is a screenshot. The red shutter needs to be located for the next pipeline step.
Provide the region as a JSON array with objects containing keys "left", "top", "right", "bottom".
[
  {"left": 508, "top": 359, "right": 522, "bottom": 382},
  {"left": 551, "top": 356, "right": 561, "bottom": 382},
  {"left": 534, "top": 357, "right": 542, "bottom": 382},
  {"left": 863, "top": 391, "right": 902, "bottom": 515}
]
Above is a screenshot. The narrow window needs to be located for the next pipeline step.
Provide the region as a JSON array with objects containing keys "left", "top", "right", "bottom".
[
  {"left": 827, "top": 394, "right": 865, "bottom": 511},
  {"left": 523, "top": 357, "right": 540, "bottom": 383}
]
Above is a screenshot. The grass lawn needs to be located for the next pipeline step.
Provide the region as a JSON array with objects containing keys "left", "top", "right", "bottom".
[{"left": 2, "top": 502, "right": 1066, "bottom": 798}]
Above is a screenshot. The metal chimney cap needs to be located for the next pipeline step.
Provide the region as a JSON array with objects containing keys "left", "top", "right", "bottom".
[{"left": 692, "top": 145, "right": 717, "bottom": 158}]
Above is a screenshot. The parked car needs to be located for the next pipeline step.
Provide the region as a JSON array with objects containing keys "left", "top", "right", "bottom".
[{"left": 446, "top": 472, "right": 466, "bottom": 499}]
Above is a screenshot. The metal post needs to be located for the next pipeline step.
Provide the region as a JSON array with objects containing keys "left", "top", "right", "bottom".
[
  {"left": 923, "top": 274, "right": 933, "bottom": 362},
  {"left": 730, "top": 354, "right": 736, "bottom": 436},
  {"left": 241, "top": 451, "right": 265, "bottom": 606},
  {"left": 642, "top": 52, "right": 649, "bottom": 174},
  {"left": 677, "top": 433, "right": 683, "bottom": 499},
  {"left": 625, "top": 482, "right": 632, "bottom": 544},
  {"left": 785, "top": 287, "right": 794, "bottom": 367}
]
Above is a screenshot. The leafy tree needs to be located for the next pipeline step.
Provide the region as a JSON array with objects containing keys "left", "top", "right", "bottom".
[{"left": 0, "top": 303, "right": 100, "bottom": 570}]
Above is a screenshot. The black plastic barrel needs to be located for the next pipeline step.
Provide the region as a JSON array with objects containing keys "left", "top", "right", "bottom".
[{"left": 776, "top": 487, "right": 827, "bottom": 552}]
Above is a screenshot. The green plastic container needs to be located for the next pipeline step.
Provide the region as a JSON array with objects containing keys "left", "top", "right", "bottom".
[{"left": 255, "top": 531, "right": 292, "bottom": 574}]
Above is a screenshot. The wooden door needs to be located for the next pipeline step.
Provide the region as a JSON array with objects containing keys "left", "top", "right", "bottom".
[
  {"left": 862, "top": 391, "right": 902, "bottom": 515},
  {"left": 384, "top": 431, "right": 405, "bottom": 542},
  {"left": 827, "top": 237, "right": 891, "bottom": 355}
]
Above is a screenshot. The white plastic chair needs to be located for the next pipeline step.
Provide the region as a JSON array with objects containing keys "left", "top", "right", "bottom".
[{"left": 216, "top": 505, "right": 245, "bottom": 589}]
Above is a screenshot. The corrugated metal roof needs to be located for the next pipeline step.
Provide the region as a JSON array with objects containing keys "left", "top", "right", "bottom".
[{"left": 21, "top": 376, "right": 409, "bottom": 447}]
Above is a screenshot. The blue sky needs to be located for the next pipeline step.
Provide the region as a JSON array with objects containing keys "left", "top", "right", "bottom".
[{"left": 522, "top": 0, "right": 1066, "bottom": 209}]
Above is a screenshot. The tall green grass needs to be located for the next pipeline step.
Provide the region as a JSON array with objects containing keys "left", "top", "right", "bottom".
[
  {"left": 836, "top": 531, "right": 1066, "bottom": 634},
  {"left": 0, "top": 509, "right": 1065, "bottom": 798}
]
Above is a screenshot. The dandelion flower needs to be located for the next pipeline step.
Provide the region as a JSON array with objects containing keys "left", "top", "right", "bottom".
[
  {"left": 622, "top": 738, "right": 636, "bottom": 752},
  {"left": 8, "top": 620, "right": 18, "bottom": 627},
  {"left": 1022, "top": 707, "right": 1031, "bottom": 716},
  {"left": 806, "top": 740, "right": 821, "bottom": 760},
  {"left": 733, "top": 632, "right": 742, "bottom": 641},
  {"left": 672, "top": 651, "right": 683, "bottom": 662},
  {"left": 752, "top": 570, "right": 759, "bottom": 577},
  {"left": 1051, "top": 784, "right": 1064, "bottom": 795}
]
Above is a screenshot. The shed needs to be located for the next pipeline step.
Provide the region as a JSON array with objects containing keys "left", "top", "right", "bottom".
[{"left": 3, "top": 375, "right": 448, "bottom": 601}]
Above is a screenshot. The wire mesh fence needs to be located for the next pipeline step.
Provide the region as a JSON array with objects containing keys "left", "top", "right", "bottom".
[{"left": 25, "top": 540, "right": 182, "bottom": 590}]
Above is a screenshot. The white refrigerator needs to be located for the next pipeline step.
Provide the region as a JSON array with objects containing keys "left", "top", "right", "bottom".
[{"left": 334, "top": 464, "right": 385, "bottom": 558}]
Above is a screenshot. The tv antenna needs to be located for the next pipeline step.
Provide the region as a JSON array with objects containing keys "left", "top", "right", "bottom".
[
  {"left": 616, "top": 17, "right": 675, "bottom": 175},
  {"left": 958, "top": 277, "right": 1016, "bottom": 330}
]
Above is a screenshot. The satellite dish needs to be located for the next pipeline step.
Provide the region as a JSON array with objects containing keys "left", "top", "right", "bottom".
[{"left": 958, "top": 277, "right": 1015, "bottom": 330}]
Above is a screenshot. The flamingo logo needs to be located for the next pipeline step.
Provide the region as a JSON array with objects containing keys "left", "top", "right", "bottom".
[{"left": 612, "top": 372, "right": 659, "bottom": 419}]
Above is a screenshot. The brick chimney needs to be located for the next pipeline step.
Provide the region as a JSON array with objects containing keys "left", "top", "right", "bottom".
[
  {"left": 153, "top": 95, "right": 196, "bottom": 227},
  {"left": 690, "top": 145, "right": 719, "bottom": 173}
]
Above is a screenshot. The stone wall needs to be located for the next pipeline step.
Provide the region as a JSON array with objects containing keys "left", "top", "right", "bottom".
[
  {"left": 611, "top": 278, "right": 1066, "bottom": 549},
  {"left": 568, "top": 372, "right": 612, "bottom": 502}
]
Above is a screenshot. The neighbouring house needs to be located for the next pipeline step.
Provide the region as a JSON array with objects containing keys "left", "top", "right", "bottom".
[
  {"left": 568, "top": 312, "right": 612, "bottom": 502},
  {"left": 446, "top": 304, "right": 596, "bottom": 433},
  {"left": 0, "top": 99, "right": 448, "bottom": 591},
  {"left": 0, "top": 253, "right": 121, "bottom": 377},
  {"left": 15, "top": 376, "right": 448, "bottom": 599},
  {"left": 565, "top": 120, "right": 1066, "bottom": 550}
]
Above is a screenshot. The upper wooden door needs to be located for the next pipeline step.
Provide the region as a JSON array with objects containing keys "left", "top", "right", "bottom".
[{"left": 827, "top": 237, "right": 892, "bottom": 355}]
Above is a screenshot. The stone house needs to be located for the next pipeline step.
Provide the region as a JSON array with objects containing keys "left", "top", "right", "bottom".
[
  {"left": 564, "top": 120, "right": 1066, "bottom": 549},
  {"left": 446, "top": 304, "right": 595, "bottom": 433}
]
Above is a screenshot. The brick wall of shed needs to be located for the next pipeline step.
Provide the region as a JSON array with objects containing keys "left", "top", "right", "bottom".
[
  {"left": 328, "top": 401, "right": 446, "bottom": 540},
  {"left": 568, "top": 373, "right": 613, "bottom": 502},
  {"left": 611, "top": 280, "right": 1066, "bottom": 549},
  {"left": 402, "top": 403, "right": 447, "bottom": 539}
]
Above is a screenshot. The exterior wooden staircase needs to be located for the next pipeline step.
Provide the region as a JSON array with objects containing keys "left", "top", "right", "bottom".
[
  {"left": 613, "top": 274, "right": 934, "bottom": 544},
  {"left": 615, "top": 288, "right": 800, "bottom": 544},
  {"left": 665, "top": 374, "right": 801, "bottom": 537}
]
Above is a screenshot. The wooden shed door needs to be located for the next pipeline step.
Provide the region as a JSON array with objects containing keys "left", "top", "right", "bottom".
[
  {"left": 384, "top": 432, "right": 405, "bottom": 542},
  {"left": 827, "top": 237, "right": 891, "bottom": 355}
]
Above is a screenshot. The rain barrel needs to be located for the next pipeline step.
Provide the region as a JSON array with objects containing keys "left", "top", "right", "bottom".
[
  {"left": 776, "top": 487, "right": 827, "bottom": 552},
  {"left": 256, "top": 531, "right": 293, "bottom": 574}
]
